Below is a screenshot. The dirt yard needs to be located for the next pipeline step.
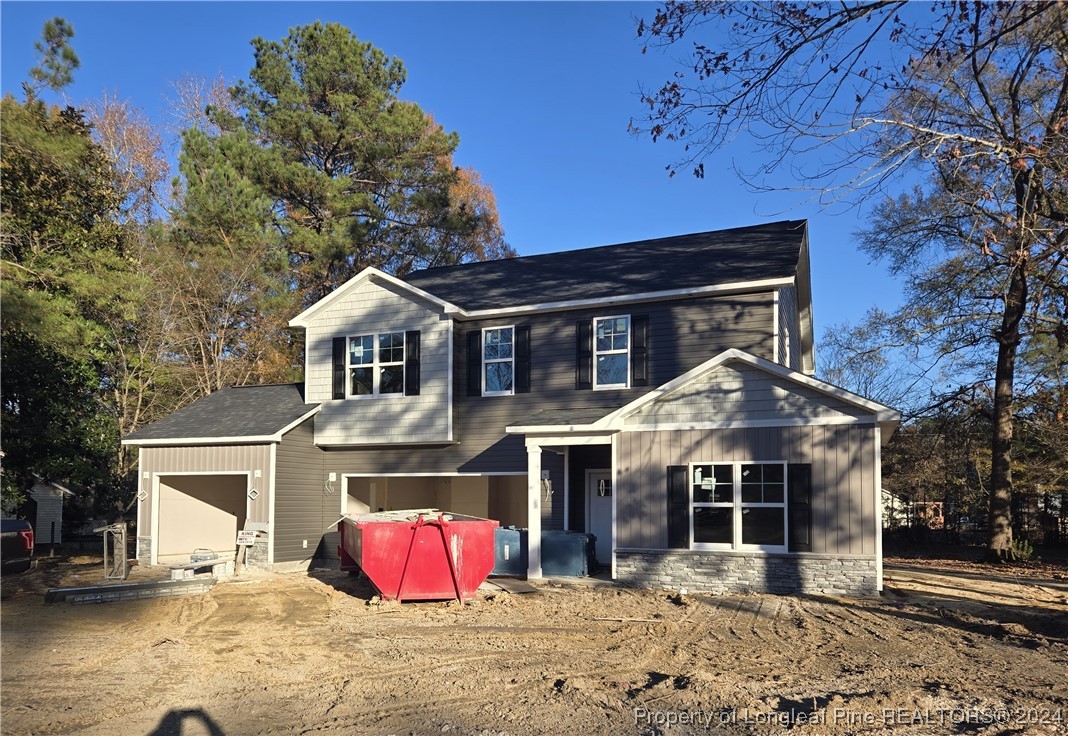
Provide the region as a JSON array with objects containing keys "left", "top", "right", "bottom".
[{"left": 2, "top": 557, "right": 1066, "bottom": 736}]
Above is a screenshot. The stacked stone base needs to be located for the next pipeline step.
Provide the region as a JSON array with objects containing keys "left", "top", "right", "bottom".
[
  {"left": 136, "top": 535, "right": 272, "bottom": 571},
  {"left": 616, "top": 550, "right": 878, "bottom": 597}
]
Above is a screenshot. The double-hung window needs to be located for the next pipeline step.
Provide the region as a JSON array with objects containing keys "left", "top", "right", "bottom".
[
  {"left": 482, "top": 326, "right": 514, "bottom": 395},
  {"left": 690, "top": 462, "right": 787, "bottom": 551},
  {"left": 594, "top": 315, "right": 629, "bottom": 388},
  {"left": 349, "top": 332, "right": 404, "bottom": 396}
]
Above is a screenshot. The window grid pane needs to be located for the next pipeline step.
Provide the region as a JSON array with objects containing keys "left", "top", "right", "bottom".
[
  {"left": 593, "top": 316, "right": 629, "bottom": 387},
  {"left": 347, "top": 332, "right": 404, "bottom": 396},
  {"left": 483, "top": 327, "right": 514, "bottom": 394},
  {"left": 691, "top": 462, "right": 786, "bottom": 550}
]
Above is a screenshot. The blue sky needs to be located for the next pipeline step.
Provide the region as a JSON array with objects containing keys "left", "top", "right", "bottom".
[{"left": 1, "top": 2, "right": 903, "bottom": 357}]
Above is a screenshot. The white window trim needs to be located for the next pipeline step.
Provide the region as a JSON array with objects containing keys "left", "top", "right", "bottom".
[
  {"left": 593, "top": 314, "right": 630, "bottom": 390},
  {"left": 347, "top": 332, "right": 406, "bottom": 399},
  {"left": 689, "top": 460, "right": 788, "bottom": 553},
  {"left": 482, "top": 325, "right": 515, "bottom": 397}
]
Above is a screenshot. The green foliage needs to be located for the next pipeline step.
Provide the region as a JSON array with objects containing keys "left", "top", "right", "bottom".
[
  {"left": 213, "top": 21, "right": 506, "bottom": 304},
  {"left": 1011, "top": 537, "right": 1034, "bottom": 562},
  {"left": 0, "top": 93, "right": 132, "bottom": 512},
  {"left": 25, "top": 17, "right": 80, "bottom": 98},
  {"left": 160, "top": 128, "right": 299, "bottom": 396}
]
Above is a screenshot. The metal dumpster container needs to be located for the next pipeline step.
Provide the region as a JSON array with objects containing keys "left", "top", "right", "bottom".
[
  {"left": 541, "top": 530, "right": 598, "bottom": 577},
  {"left": 491, "top": 526, "right": 528, "bottom": 577},
  {"left": 338, "top": 511, "right": 499, "bottom": 603}
]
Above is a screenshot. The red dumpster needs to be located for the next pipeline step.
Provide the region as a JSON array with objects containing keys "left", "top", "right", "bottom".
[{"left": 338, "top": 511, "right": 499, "bottom": 603}]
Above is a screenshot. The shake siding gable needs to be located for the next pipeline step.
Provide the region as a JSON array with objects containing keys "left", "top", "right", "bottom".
[
  {"left": 624, "top": 361, "right": 869, "bottom": 427},
  {"left": 304, "top": 277, "right": 452, "bottom": 446}
]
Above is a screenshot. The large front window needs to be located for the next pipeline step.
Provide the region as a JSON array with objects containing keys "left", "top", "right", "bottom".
[
  {"left": 594, "top": 316, "right": 629, "bottom": 388},
  {"left": 482, "top": 326, "right": 514, "bottom": 395},
  {"left": 691, "top": 462, "right": 786, "bottom": 550},
  {"left": 349, "top": 333, "right": 404, "bottom": 396}
]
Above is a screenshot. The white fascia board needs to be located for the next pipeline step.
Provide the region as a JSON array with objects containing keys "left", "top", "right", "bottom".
[
  {"left": 453, "top": 277, "right": 794, "bottom": 321},
  {"left": 601, "top": 348, "right": 901, "bottom": 429},
  {"left": 506, "top": 424, "right": 615, "bottom": 435},
  {"left": 123, "top": 406, "right": 321, "bottom": 448},
  {"left": 122, "top": 435, "right": 280, "bottom": 447},
  {"left": 274, "top": 406, "right": 321, "bottom": 439},
  {"left": 288, "top": 267, "right": 460, "bottom": 328}
]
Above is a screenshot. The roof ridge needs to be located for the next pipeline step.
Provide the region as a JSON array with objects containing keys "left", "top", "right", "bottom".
[{"left": 403, "top": 220, "right": 806, "bottom": 280}]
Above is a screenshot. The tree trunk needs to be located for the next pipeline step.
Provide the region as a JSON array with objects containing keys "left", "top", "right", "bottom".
[{"left": 987, "top": 258, "right": 1028, "bottom": 562}]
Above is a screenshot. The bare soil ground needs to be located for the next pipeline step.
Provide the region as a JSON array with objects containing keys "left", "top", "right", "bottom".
[{"left": 2, "top": 556, "right": 1066, "bottom": 736}]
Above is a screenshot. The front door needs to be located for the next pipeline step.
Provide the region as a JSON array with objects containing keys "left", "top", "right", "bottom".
[{"left": 586, "top": 470, "right": 612, "bottom": 564}]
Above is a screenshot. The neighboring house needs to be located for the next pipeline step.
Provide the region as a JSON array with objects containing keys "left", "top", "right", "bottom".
[
  {"left": 123, "top": 220, "right": 900, "bottom": 596},
  {"left": 1, "top": 478, "right": 74, "bottom": 544}
]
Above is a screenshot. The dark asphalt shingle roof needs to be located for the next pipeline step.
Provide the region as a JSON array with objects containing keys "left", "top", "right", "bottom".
[
  {"left": 403, "top": 220, "right": 806, "bottom": 311},
  {"left": 510, "top": 408, "right": 613, "bottom": 428},
  {"left": 124, "top": 383, "right": 317, "bottom": 442}
]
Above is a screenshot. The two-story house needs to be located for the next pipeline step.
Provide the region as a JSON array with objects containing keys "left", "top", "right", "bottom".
[{"left": 123, "top": 220, "right": 899, "bottom": 596}]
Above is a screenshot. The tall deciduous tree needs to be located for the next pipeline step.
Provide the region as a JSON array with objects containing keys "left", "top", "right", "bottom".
[
  {"left": 213, "top": 21, "right": 513, "bottom": 304},
  {"left": 635, "top": 1, "right": 1068, "bottom": 560}
]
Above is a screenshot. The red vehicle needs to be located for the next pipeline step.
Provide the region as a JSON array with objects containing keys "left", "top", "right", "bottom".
[{"left": 1, "top": 519, "right": 36, "bottom": 575}]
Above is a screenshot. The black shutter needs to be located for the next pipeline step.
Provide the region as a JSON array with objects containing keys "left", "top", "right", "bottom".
[
  {"left": 404, "top": 331, "right": 420, "bottom": 396},
  {"left": 667, "top": 465, "right": 690, "bottom": 549},
  {"left": 788, "top": 463, "right": 813, "bottom": 552},
  {"left": 467, "top": 330, "right": 482, "bottom": 396},
  {"left": 575, "top": 320, "right": 593, "bottom": 390},
  {"left": 332, "top": 337, "right": 346, "bottom": 399},
  {"left": 631, "top": 315, "right": 649, "bottom": 387},
  {"left": 515, "top": 325, "right": 531, "bottom": 393}
]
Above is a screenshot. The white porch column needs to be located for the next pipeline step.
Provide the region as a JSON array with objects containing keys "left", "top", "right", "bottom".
[{"left": 526, "top": 443, "right": 543, "bottom": 579}]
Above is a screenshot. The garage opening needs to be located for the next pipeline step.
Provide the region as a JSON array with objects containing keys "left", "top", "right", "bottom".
[{"left": 157, "top": 474, "right": 247, "bottom": 564}]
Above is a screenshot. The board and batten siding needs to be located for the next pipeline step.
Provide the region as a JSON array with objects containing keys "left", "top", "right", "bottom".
[
  {"left": 625, "top": 360, "right": 869, "bottom": 426},
  {"left": 321, "top": 291, "right": 776, "bottom": 476},
  {"left": 776, "top": 284, "right": 801, "bottom": 372},
  {"left": 304, "top": 277, "right": 452, "bottom": 445},
  {"left": 274, "top": 417, "right": 336, "bottom": 564},
  {"left": 615, "top": 424, "right": 878, "bottom": 555},
  {"left": 137, "top": 444, "right": 274, "bottom": 536}
]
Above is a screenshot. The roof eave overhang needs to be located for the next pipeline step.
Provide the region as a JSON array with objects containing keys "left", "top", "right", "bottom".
[{"left": 121, "top": 405, "right": 320, "bottom": 448}]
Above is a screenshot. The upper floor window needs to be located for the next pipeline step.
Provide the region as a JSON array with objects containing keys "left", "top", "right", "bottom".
[
  {"left": 576, "top": 314, "right": 648, "bottom": 391},
  {"left": 349, "top": 332, "right": 404, "bottom": 396},
  {"left": 332, "top": 331, "right": 419, "bottom": 400},
  {"left": 594, "top": 316, "right": 629, "bottom": 389},
  {"left": 483, "top": 326, "right": 514, "bottom": 395}
]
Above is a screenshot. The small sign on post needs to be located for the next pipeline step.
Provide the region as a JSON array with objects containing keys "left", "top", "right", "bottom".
[{"left": 235, "top": 529, "right": 257, "bottom": 575}]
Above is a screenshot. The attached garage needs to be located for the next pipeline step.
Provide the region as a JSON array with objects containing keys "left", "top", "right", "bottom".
[
  {"left": 155, "top": 474, "right": 249, "bottom": 563},
  {"left": 123, "top": 384, "right": 320, "bottom": 569}
]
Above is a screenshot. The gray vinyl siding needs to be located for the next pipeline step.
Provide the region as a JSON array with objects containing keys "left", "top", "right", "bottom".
[
  {"left": 777, "top": 284, "right": 801, "bottom": 371},
  {"left": 625, "top": 360, "right": 868, "bottom": 426},
  {"left": 137, "top": 444, "right": 274, "bottom": 537},
  {"left": 28, "top": 484, "right": 65, "bottom": 543},
  {"left": 305, "top": 277, "right": 452, "bottom": 445},
  {"left": 274, "top": 418, "right": 334, "bottom": 563},
  {"left": 615, "top": 424, "right": 878, "bottom": 555},
  {"left": 321, "top": 291, "right": 775, "bottom": 476}
]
